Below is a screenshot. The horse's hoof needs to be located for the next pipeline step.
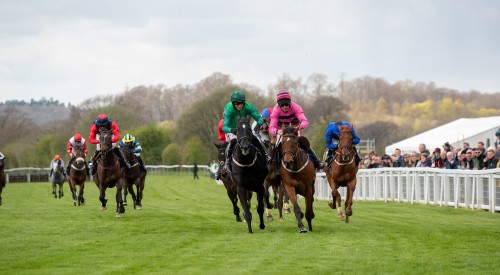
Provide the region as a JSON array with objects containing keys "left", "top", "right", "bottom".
[
  {"left": 100, "top": 206, "right": 106, "bottom": 210},
  {"left": 328, "top": 202, "right": 336, "bottom": 209},
  {"left": 116, "top": 213, "right": 121, "bottom": 218},
  {"left": 346, "top": 210, "right": 353, "bottom": 216},
  {"left": 136, "top": 205, "right": 142, "bottom": 210},
  {"left": 299, "top": 227, "right": 307, "bottom": 233},
  {"left": 279, "top": 218, "right": 284, "bottom": 223},
  {"left": 284, "top": 208, "right": 290, "bottom": 214},
  {"left": 260, "top": 224, "right": 265, "bottom": 230},
  {"left": 267, "top": 216, "right": 274, "bottom": 222},
  {"left": 74, "top": 201, "right": 76, "bottom": 206},
  {"left": 123, "top": 201, "right": 128, "bottom": 206},
  {"left": 236, "top": 216, "right": 242, "bottom": 222}
]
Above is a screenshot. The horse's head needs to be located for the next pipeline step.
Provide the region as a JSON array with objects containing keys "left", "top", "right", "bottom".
[
  {"left": 337, "top": 124, "right": 354, "bottom": 162},
  {"left": 214, "top": 142, "right": 228, "bottom": 167},
  {"left": 236, "top": 117, "right": 253, "bottom": 155},
  {"left": 99, "top": 129, "right": 113, "bottom": 154},
  {"left": 281, "top": 125, "right": 300, "bottom": 166}
]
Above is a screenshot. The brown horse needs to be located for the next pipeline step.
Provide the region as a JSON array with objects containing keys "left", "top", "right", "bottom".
[
  {"left": 280, "top": 125, "right": 316, "bottom": 233},
  {"left": 121, "top": 146, "right": 146, "bottom": 209},
  {"left": 262, "top": 136, "right": 287, "bottom": 222},
  {"left": 68, "top": 146, "right": 87, "bottom": 206},
  {"left": 0, "top": 153, "right": 6, "bottom": 206},
  {"left": 94, "top": 129, "right": 125, "bottom": 217},
  {"left": 323, "top": 124, "right": 358, "bottom": 223},
  {"left": 213, "top": 142, "right": 252, "bottom": 222}
]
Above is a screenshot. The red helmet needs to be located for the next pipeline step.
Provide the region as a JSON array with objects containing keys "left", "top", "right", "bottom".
[
  {"left": 74, "top": 133, "right": 82, "bottom": 142},
  {"left": 54, "top": 154, "right": 60, "bottom": 160}
]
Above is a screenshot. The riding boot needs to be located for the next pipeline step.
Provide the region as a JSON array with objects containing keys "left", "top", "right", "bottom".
[
  {"left": 85, "top": 161, "right": 90, "bottom": 177},
  {"left": 90, "top": 151, "right": 99, "bottom": 175},
  {"left": 326, "top": 148, "right": 335, "bottom": 167},
  {"left": 224, "top": 139, "right": 236, "bottom": 172},
  {"left": 353, "top": 146, "right": 361, "bottom": 166},
  {"left": 307, "top": 147, "right": 324, "bottom": 169},
  {"left": 66, "top": 157, "right": 75, "bottom": 176}
]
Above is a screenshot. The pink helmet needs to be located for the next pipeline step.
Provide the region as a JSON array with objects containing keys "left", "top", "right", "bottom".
[{"left": 276, "top": 91, "right": 291, "bottom": 102}]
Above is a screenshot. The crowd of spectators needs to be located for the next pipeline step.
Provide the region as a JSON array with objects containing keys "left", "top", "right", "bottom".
[{"left": 359, "top": 137, "right": 500, "bottom": 170}]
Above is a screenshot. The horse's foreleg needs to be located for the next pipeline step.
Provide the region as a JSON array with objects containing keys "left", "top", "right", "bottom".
[
  {"left": 284, "top": 184, "right": 306, "bottom": 233},
  {"left": 99, "top": 185, "right": 107, "bottom": 210},
  {"left": 305, "top": 187, "right": 314, "bottom": 232},
  {"left": 78, "top": 182, "right": 85, "bottom": 206},
  {"left": 278, "top": 185, "right": 284, "bottom": 222},
  {"left": 116, "top": 180, "right": 125, "bottom": 217},
  {"left": 345, "top": 180, "right": 357, "bottom": 223},
  {"left": 237, "top": 185, "right": 253, "bottom": 233},
  {"left": 256, "top": 188, "right": 266, "bottom": 230},
  {"left": 263, "top": 179, "right": 274, "bottom": 209}
]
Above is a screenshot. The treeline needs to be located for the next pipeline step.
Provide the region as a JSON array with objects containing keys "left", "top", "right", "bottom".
[
  {"left": 1, "top": 97, "right": 66, "bottom": 107},
  {"left": 1, "top": 72, "right": 500, "bottom": 168}
]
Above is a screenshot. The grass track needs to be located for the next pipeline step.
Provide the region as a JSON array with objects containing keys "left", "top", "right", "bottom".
[{"left": 0, "top": 175, "right": 499, "bottom": 274}]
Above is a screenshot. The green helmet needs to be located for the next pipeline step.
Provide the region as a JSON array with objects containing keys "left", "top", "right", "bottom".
[{"left": 230, "top": 90, "right": 246, "bottom": 102}]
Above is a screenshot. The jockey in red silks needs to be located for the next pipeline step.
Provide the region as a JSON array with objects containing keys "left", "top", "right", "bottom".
[
  {"left": 268, "top": 91, "right": 324, "bottom": 170},
  {"left": 88, "top": 113, "right": 130, "bottom": 175},
  {"left": 65, "top": 133, "right": 89, "bottom": 176}
]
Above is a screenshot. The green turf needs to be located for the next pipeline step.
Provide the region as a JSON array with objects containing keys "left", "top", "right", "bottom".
[{"left": 0, "top": 175, "right": 499, "bottom": 274}]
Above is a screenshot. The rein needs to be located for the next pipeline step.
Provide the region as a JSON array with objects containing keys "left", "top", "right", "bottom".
[{"left": 281, "top": 134, "right": 310, "bottom": 173}]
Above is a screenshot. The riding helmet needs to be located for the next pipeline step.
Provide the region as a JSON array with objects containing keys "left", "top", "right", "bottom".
[
  {"left": 230, "top": 90, "right": 246, "bottom": 103},
  {"left": 74, "top": 133, "right": 82, "bottom": 142},
  {"left": 122, "top": 134, "right": 134, "bottom": 143},
  {"left": 276, "top": 91, "right": 291, "bottom": 105},
  {"left": 54, "top": 154, "right": 60, "bottom": 160},
  {"left": 95, "top": 114, "right": 110, "bottom": 127}
]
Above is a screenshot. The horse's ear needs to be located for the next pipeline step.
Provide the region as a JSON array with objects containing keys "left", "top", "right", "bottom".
[
  {"left": 294, "top": 126, "right": 300, "bottom": 135},
  {"left": 350, "top": 124, "right": 354, "bottom": 131}
]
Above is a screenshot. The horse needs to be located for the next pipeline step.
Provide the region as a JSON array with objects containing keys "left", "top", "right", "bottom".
[
  {"left": 279, "top": 125, "right": 316, "bottom": 233},
  {"left": 323, "top": 124, "right": 358, "bottom": 223},
  {"left": 229, "top": 117, "right": 268, "bottom": 233},
  {"left": 0, "top": 153, "right": 6, "bottom": 206},
  {"left": 51, "top": 162, "right": 65, "bottom": 199},
  {"left": 68, "top": 146, "right": 87, "bottom": 206},
  {"left": 261, "top": 131, "right": 287, "bottom": 222},
  {"left": 213, "top": 142, "right": 252, "bottom": 222},
  {"left": 94, "top": 129, "right": 125, "bottom": 217},
  {"left": 121, "top": 145, "right": 146, "bottom": 210}
]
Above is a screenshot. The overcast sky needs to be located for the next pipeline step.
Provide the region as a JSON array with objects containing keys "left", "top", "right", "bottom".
[{"left": 1, "top": 0, "right": 499, "bottom": 105}]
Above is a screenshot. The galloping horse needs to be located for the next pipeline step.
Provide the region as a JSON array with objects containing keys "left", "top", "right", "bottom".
[
  {"left": 279, "top": 125, "right": 316, "bottom": 233},
  {"left": 51, "top": 162, "right": 65, "bottom": 199},
  {"left": 68, "top": 146, "right": 87, "bottom": 206},
  {"left": 94, "top": 129, "right": 125, "bottom": 217},
  {"left": 262, "top": 133, "right": 287, "bottom": 222},
  {"left": 323, "top": 124, "right": 358, "bottom": 223},
  {"left": 0, "top": 153, "right": 6, "bottom": 206},
  {"left": 213, "top": 142, "right": 252, "bottom": 222},
  {"left": 230, "top": 117, "right": 268, "bottom": 233},
  {"left": 121, "top": 145, "right": 146, "bottom": 209}
]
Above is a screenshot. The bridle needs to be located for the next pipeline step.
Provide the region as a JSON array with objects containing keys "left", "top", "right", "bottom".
[
  {"left": 281, "top": 133, "right": 310, "bottom": 173},
  {"left": 233, "top": 119, "right": 258, "bottom": 167},
  {"left": 335, "top": 131, "right": 355, "bottom": 165}
]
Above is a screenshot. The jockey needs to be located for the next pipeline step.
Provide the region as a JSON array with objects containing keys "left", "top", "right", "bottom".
[
  {"left": 65, "top": 133, "right": 89, "bottom": 176},
  {"left": 119, "top": 133, "right": 147, "bottom": 173},
  {"left": 50, "top": 154, "right": 65, "bottom": 177},
  {"left": 215, "top": 115, "right": 227, "bottom": 181},
  {"left": 324, "top": 121, "right": 362, "bottom": 166},
  {"left": 251, "top": 107, "right": 273, "bottom": 145},
  {"left": 88, "top": 113, "right": 130, "bottom": 175},
  {"left": 222, "top": 90, "right": 270, "bottom": 172},
  {"left": 269, "top": 91, "right": 324, "bottom": 169}
]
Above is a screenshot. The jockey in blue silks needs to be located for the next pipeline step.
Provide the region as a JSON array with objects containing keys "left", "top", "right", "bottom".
[{"left": 324, "top": 121, "right": 362, "bottom": 166}]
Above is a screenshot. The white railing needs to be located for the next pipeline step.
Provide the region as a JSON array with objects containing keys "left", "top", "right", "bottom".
[{"left": 315, "top": 168, "right": 500, "bottom": 213}]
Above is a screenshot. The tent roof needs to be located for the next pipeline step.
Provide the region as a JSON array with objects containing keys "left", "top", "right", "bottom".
[{"left": 385, "top": 116, "right": 500, "bottom": 154}]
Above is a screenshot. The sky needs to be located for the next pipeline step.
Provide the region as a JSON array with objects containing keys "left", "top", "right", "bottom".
[{"left": 1, "top": 0, "right": 500, "bottom": 105}]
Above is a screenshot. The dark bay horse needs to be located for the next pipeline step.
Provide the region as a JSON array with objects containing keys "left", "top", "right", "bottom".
[
  {"left": 51, "top": 162, "right": 65, "bottom": 199},
  {"left": 94, "top": 129, "right": 125, "bottom": 217},
  {"left": 262, "top": 133, "right": 287, "bottom": 222},
  {"left": 230, "top": 117, "right": 268, "bottom": 233},
  {"left": 0, "top": 153, "right": 6, "bottom": 206},
  {"left": 121, "top": 146, "right": 146, "bottom": 209},
  {"left": 68, "top": 147, "right": 87, "bottom": 206},
  {"left": 280, "top": 125, "right": 316, "bottom": 233},
  {"left": 213, "top": 142, "right": 252, "bottom": 222},
  {"left": 323, "top": 124, "right": 358, "bottom": 223}
]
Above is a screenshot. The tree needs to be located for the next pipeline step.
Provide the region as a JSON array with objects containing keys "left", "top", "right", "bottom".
[
  {"left": 136, "top": 125, "right": 171, "bottom": 165},
  {"left": 162, "top": 143, "right": 181, "bottom": 165}
]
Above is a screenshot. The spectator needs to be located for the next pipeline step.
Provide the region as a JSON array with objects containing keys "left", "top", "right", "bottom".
[
  {"left": 443, "top": 142, "right": 453, "bottom": 153},
  {"left": 474, "top": 147, "right": 485, "bottom": 169},
  {"left": 381, "top": 155, "right": 392, "bottom": 167},
  {"left": 416, "top": 153, "right": 431, "bottom": 167},
  {"left": 444, "top": 152, "right": 458, "bottom": 169},
  {"left": 483, "top": 147, "right": 499, "bottom": 169},
  {"left": 431, "top": 148, "right": 444, "bottom": 168},
  {"left": 418, "top": 143, "right": 430, "bottom": 156},
  {"left": 392, "top": 148, "right": 403, "bottom": 167},
  {"left": 495, "top": 129, "right": 500, "bottom": 156},
  {"left": 402, "top": 153, "right": 411, "bottom": 167},
  {"left": 457, "top": 150, "right": 467, "bottom": 169},
  {"left": 369, "top": 156, "right": 383, "bottom": 168},
  {"left": 193, "top": 162, "right": 199, "bottom": 180},
  {"left": 463, "top": 142, "right": 470, "bottom": 151},
  {"left": 477, "top": 141, "right": 486, "bottom": 157},
  {"left": 408, "top": 151, "right": 420, "bottom": 167},
  {"left": 463, "top": 149, "right": 478, "bottom": 170}
]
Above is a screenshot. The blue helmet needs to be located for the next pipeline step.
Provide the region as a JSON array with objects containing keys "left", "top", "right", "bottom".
[
  {"left": 261, "top": 108, "right": 270, "bottom": 119},
  {"left": 95, "top": 114, "right": 110, "bottom": 127}
]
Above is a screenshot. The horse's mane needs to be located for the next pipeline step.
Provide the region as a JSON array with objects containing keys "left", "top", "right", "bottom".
[{"left": 283, "top": 126, "right": 296, "bottom": 135}]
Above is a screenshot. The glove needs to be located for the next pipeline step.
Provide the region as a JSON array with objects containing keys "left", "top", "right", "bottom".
[
  {"left": 230, "top": 128, "right": 237, "bottom": 135},
  {"left": 253, "top": 123, "right": 261, "bottom": 133}
]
